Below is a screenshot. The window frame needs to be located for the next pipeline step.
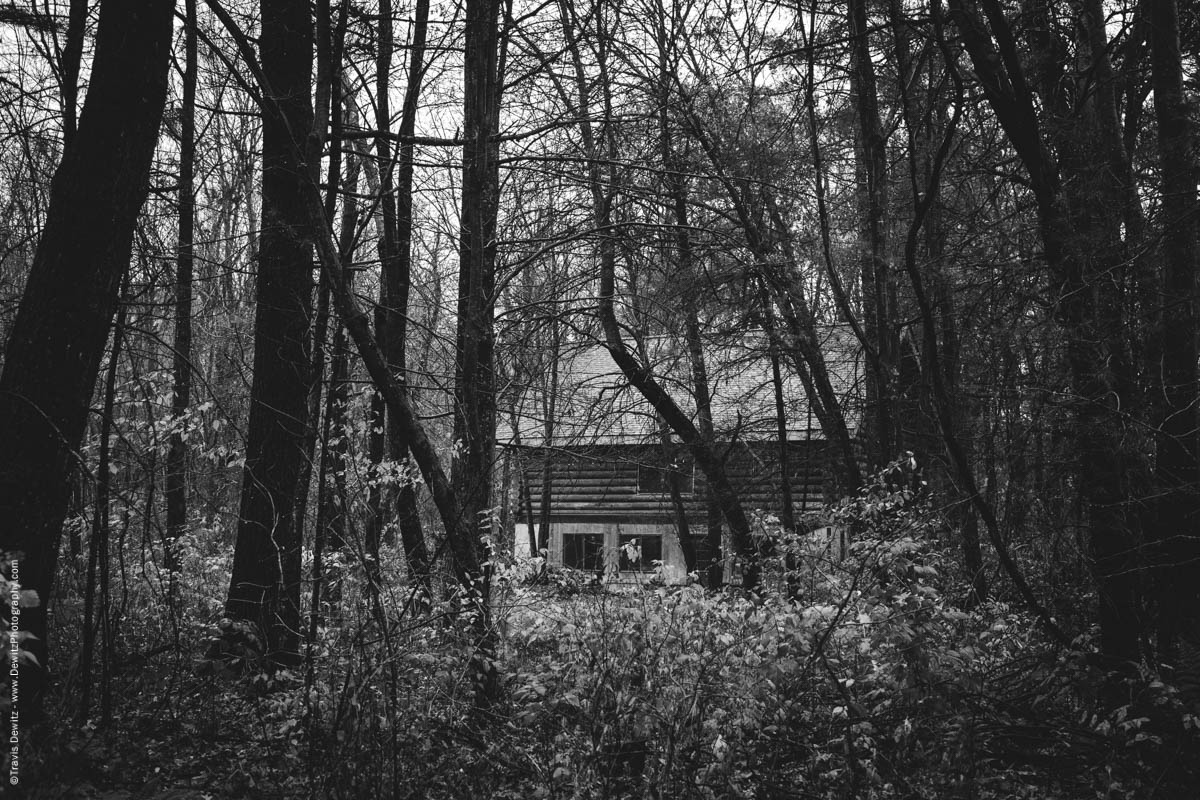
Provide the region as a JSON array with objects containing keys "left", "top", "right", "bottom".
[
  {"left": 561, "top": 532, "right": 606, "bottom": 572},
  {"left": 618, "top": 533, "right": 663, "bottom": 573}
]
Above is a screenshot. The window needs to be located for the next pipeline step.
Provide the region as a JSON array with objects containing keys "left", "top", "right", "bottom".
[
  {"left": 618, "top": 534, "right": 663, "bottom": 572},
  {"left": 637, "top": 462, "right": 694, "bottom": 494},
  {"left": 562, "top": 533, "right": 605, "bottom": 572}
]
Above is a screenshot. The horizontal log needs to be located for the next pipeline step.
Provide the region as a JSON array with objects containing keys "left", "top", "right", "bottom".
[{"left": 524, "top": 505, "right": 827, "bottom": 522}]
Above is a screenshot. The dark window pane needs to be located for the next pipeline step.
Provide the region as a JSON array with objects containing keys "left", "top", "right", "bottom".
[
  {"left": 619, "top": 534, "right": 662, "bottom": 572},
  {"left": 637, "top": 464, "right": 664, "bottom": 493},
  {"left": 637, "top": 462, "right": 693, "bottom": 494},
  {"left": 563, "top": 533, "right": 605, "bottom": 572}
]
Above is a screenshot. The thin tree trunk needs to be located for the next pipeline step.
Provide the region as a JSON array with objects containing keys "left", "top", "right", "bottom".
[
  {"left": 506, "top": 404, "right": 539, "bottom": 558},
  {"left": 849, "top": 0, "right": 898, "bottom": 469},
  {"left": 353, "top": 94, "right": 388, "bottom": 561},
  {"left": 659, "top": 423, "right": 697, "bottom": 574},
  {"left": 306, "top": 334, "right": 338, "bottom": 676},
  {"left": 324, "top": 124, "right": 360, "bottom": 560},
  {"left": 668, "top": 156, "right": 722, "bottom": 586},
  {"left": 165, "top": 0, "right": 198, "bottom": 590},
  {"left": 377, "top": 0, "right": 433, "bottom": 588},
  {"left": 516, "top": 442, "right": 539, "bottom": 558},
  {"left": 79, "top": 298, "right": 125, "bottom": 725},
  {"left": 364, "top": 391, "right": 386, "bottom": 561},
  {"left": 687, "top": 307, "right": 723, "bottom": 587},
  {"left": 60, "top": 0, "right": 88, "bottom": 149},
  {"left": 763, "top": 197, "right": 863, "bottom": 493},
  {"left": 536, "top": 324, "right": 558, "bottom": 554},
  {"left": 325, "top": 321, "right": 350, "bottom": 557},
  {"left": 393, "top": 0, "right": 433, "bottom": 581},
  {"left": 770, "top": 345, "right": 796, "bottom": 532},
  {"left": 294, "top": 0, "right": 348, "bottom": 547}
]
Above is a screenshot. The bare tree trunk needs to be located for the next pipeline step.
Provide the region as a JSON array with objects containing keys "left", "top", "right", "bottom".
[
  {"left": 325, "top": 116, "right": 360, "bottom": 561},
  {"left": 762, "top": 197, "right": 863, "bottom": 493},
  {"left": 223, "top": 0, "right": 314, "bottom": 666},
  {"left": 514, "top": 435, "right": 539, "bottom": 558},
  {"left": 165, "top": 0, "right": 198, "bottom": 588},
  {"left": 454, "top": 0, "right": 504, "bottom": 702},
  {"left": 325, "top": 323, "right": 350, "bottom": 557},
  {"left": 0, "top": 0, "right": 173, "bottom": 719},
  {"left": 685, "top": 290, "right": 723, "bottom": 587},
  {"left": 537, "top": 323, "right": 558, "bottom": 554},
  {"left": 770, "top": 344, "right": 796, "bottom": 532},
  {"left": 849, "top": 0, "right": 898, "bottom": 469},
  {"left": 669, "top": 158, "right": 723, "bottom": 585},
  {"left": 294, "top": 0, "right": 348, "bottom": 550},
  {"left": 377, "top": 0, "right": 433, "bottom": 590},
  {"left": 79, "top": 297, "right": 125, "bottom": 725},
  {"left": 654, "top": 19, "right": 720, "bottom": 583},
  {"left": 364, "top": 391, "right": 386, "bottom": 560},
  {"left": 352, "top": 96, "right": 387, "bottom": 562},
  {"left": 59, "top": 0, "right": 88, "bottom": 148},
  {"left": 659, "top": 423, "right": 698, "bottom": 574},
  {"left": 1149, "top": 0, "right": 1200, "bottom": 665}
]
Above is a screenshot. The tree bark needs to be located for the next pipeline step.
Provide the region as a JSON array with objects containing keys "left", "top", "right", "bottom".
[
  {"left": 453, "top": 0, "right": 504, "bottom": 702},
  {"left": 293, "top": 0, "right": 348, "bottom": 550},
  {"left": 1149, "top": 0, "right": 1200, "bottom": 664},
  {"left": 79, "top": 297, "right": 125, "bottom": 725},
  {"left": 770, "top": 344, "right": 796, "bottom": 532},
  {"left": 681, "top": 255, "right": 723, "bottom": 587},
  {"left": 658, "top": 423, "right": 698, "bottom": 575},
  {"left": 849, "top": 0, "right": 898, "bottom": 469},
  {"left": 454, "top": 0, "right": 503, "bottom": 588},
  {"left": 165, "top": 0, "right": 198, "bottom": 588},
  {"left": 536, "top": 335, "right": 557, "bottom": 555},
  {"left": 60, "top": 0, "right": 89, "bottom": 148},
  {"left": 662, "top": 133, "right": 715, "bottom": 582},
  {"left": 0, "top": 0, "right": 173, "bottom": 718},
  {"left": 377, "top": 0, "right": 433, "bottom": 588},
  {"left": 223, "top": 0, "right": 314, "bottom": 666},
  {"left": 322, "top": 106, "right": 360, "bottom": 560}
]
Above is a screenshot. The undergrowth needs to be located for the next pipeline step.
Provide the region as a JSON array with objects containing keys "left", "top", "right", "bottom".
[{"left": 15, "top": 463, "right": 1200, "bottom": 799}]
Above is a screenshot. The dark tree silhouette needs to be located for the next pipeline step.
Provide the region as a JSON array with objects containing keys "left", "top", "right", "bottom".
[
  {"left": 223, "top": 0, "right": 315, "bottom": 665},
  {"left": 0, "top": 0, "right": 174, "bottom": 717},
  {"left": 1149, "top": 0, "right": 1200, "bottom": 662},
  {"left": 166, "top": 0, "right": 199, "bottom": 588}
]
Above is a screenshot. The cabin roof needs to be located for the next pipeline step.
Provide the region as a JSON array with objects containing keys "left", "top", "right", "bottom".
[{"left": 504, "top": 328, "right": 862, "bottom": 447}]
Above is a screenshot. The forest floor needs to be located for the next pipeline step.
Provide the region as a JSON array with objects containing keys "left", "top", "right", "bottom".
[{"left": 15, "top": 541, "right": 1200, "bottom": 799}]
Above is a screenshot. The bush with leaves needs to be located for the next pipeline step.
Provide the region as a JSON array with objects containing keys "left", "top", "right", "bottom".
[{"left": 23, "top": 457, "right": 1199, "bottom": 798}]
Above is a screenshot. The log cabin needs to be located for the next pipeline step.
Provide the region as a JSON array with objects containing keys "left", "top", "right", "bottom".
[{"left": 504, "top": 331, "right": 862, "bottom": 583}]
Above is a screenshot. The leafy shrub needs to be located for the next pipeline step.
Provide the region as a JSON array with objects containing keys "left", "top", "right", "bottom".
[{"left": 26, "top": 458, "right": 1198, "bottom": 798}]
